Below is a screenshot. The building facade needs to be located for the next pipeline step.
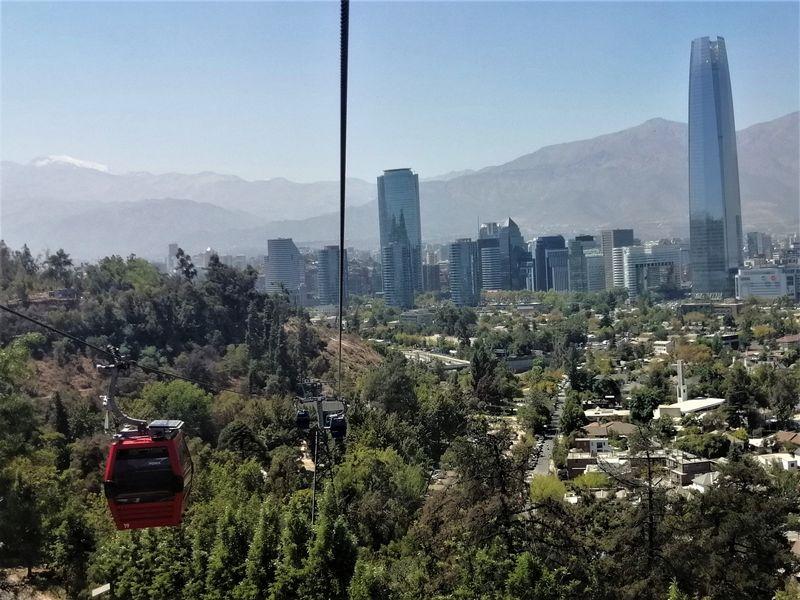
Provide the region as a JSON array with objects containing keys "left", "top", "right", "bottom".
[
  {"left": 530, "top": 235, "right": 566, "bottom": 291},
  {"left": 317, "top": 245, "right": 348, "bottom": 306},
  {"left": 735, "top": 266, "right": 800, "bottom": 301},
  {"left": 614, "top": 245, "right": 681, "bottom": 298},
  {"left": 688, "top": 36, "right": 743, "bottom": 296},
  {"left": 449, "top": 239, "right": 480, "bottom": 307},
  {"left": 600, "top": 229, "right": 634, "bottom": 290},
  {"left": 265, "top": 238, "right": 305, "bottom": 303},
  {"left": 378, "top": 169, "right": 422, "bottom": 304}
]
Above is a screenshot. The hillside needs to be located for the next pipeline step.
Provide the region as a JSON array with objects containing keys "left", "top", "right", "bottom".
[{"left": 1, "top": 112, "right": 797, "bottom": 259}]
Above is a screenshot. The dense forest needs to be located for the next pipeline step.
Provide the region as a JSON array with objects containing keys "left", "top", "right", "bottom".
[{"left": 1, "top": 242, "right": 800, "bottom": 600}]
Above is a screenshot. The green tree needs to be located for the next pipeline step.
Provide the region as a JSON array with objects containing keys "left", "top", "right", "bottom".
[
  {"left": 628, "top": 386, "right": 663, "bottom": 423},
  {"left": 44, "top": 248, "right": 73, "bottom": 285},
  {"left": 235, "top": 501, "right": 280, "bottom": 600},
  {"left": 529, "top": 474, "right": 566, "bottom": 504},
  {"left": 559, "top": 395, "right": 586, "bottom": 434}
]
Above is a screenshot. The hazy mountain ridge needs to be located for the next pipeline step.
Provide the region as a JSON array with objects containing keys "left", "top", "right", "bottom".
[{"left": 1, "top": 112, "right": 797, "bottom": 260}]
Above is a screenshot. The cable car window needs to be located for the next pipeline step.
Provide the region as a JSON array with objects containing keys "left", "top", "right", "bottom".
[{"left": 111, "top": 446, "right": 176, "bottom": 503}]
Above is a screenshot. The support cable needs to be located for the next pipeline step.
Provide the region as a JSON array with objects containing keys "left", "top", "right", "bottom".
[{"left": 336, "top": 0, "right": 349, "bottom": 402}]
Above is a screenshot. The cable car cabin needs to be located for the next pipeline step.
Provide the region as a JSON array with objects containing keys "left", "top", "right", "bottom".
[
  {"left": 103, "top": 420, "right": 193, "bottom": 530},
  {"left": 328, "top": 413, "right": 347, "bottom": 440},
  {"left": 296, "top": 409, "right": 311, "bottom": 430}
]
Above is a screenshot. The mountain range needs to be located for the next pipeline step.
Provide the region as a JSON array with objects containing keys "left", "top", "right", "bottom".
[{"left": 1, "top": 111, "right": 797, "bottom": 261}]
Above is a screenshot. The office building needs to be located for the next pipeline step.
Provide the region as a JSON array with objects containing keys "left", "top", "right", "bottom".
[
  {"left": 746, "top": 232, "right": 773, "bottom": 259},
  {"left": 613, "top": 245, "right": 681, "bottom": 298},
  {"left": 735, "top": 266, "right": 800, "bottom": 301},
  {"left": 167, "top": 243, "right": 179, "bottom": 272},
  {"left": 567, "top": 235, "right": 599, "bottom": 293},
  {"left": 317, "top": 245, "right": 348, "bottom": 306},
  {"left": 689, "top": 36, "right": 743, "bottom": 296},
  {"left": 530, "top": 235, "right": 566, "bottom": 291},
  {"left": 546, "top": 247, "right": 570, "bottom": 292},
  {"left": 449, "top": 239, "right": 480, "bottom": 307},
  {"left": 422, "top": 263, "right": 441, "bottom": 292},
  {"left": 378, "top": 169, "right": 422, "bottom": 304},
  {"left": 477, "top": 237, "right": 503, "bottom": 290},
  {"left": 601, "top": 229, "right": 634, "bottom": 290},
  {"left": 585, "top": 251, "right": 606, "bottom": 292},
  {"left": 265, "top": 238, "right": 305, "bottom": 303},
  {"left": 478, "top": 218, "right": 528, "bottom": 290}
]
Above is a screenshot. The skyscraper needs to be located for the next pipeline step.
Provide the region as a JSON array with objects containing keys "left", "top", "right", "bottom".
[
  {"left": 380, "top": 224, "right": 414, "bottom": 309},
  {"left": 378, "top": 169, "right": 422, "bottom": 306},
  {"left": 567, "top": 235, "right": 599, "bottom": 293},
  {"left": 600, "top": 229, "right": 634, "bottom": 290},
  {"left": 479, "top": 218, "right": 528, "bottom": 290},
  {"left": 531, "top": 235, "right": 566, "bottom": 291},
  {"left": 317, "top": 245, "right": 348, "bottom": 306},
  {"left": 689, "top": 36, "right": 743, "bottom": 296},
  {"left": 266, "top": 238, "right": 305, "bottom": 303},
  {"left": 477, "top": 237, "right": 503, "bottom": 290},
  {"left": 449, "top": 239, "right": 480, "bottom": 307}
]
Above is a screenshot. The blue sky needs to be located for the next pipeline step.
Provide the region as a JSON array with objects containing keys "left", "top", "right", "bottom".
[{"left": 2, "top": 1, "right": 798, "bottom": 182}]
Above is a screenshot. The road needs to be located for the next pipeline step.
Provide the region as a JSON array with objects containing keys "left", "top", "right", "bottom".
[{"left": 531, "top": 379, "right": 567, "bottom": 477}]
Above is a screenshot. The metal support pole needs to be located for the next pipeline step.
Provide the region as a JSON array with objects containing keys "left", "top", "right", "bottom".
[{"left": 311, "top": 428, "right": 319, "bottom": 525}]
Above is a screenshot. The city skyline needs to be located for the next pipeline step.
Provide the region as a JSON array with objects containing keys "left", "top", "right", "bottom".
[{"left": 2, "top": 2, "right": 797, "bottom": 182}]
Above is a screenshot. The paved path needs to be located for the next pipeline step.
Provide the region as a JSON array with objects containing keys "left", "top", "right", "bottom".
[{"left": 531, "top": 379, "right": 568, "bottom": 477}]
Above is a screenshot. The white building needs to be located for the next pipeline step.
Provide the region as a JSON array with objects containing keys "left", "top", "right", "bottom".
[
  {"left": 754, "top": 453, "right": 799, "bottom": 471},
  {"left": 612, "top": 244, "right": 681, "bottom": 298},
  {"left": 735, "top": 266, "right": 800, "bottom": 301}
]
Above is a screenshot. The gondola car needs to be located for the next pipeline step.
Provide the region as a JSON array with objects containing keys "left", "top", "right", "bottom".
[{"left": 103, "top": 420, "right": 193, "bottom": 530}]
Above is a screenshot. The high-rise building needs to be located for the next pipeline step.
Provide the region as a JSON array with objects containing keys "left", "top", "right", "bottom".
[
  {"left": 585, "top": 251, "right": 606, "bottom": 292},
  {"left": 449, "top": 239, "right": 480, "bottom": 307},
  {"left": 689, "top": 36, "right": 743, "bottom": 296},
  {"left": 479, "top": 218, "right": 528, "bottom": 290},
  {"left": 614, "top": 245, "right": 681, "bottom": 298},
  {"left": 167, "top": 243, "right": 179, "bottom": 272},
  {"left": 546, "top": 247, "right": 570, "bottom": 292},
  {"left": 266, "top": 238, "right": 305, "bottom": 303},
  {"left": 477, "top": 237, "right": 503, "bottom": 290},
  {"left": 567, "top": 235, "right": 599, "bottom": 293},
  {"left": 422, "top": 263, "right": 441, "bottom": 292},
  {"left": 530, "top": 235, "right": 566, "bottom": 291},
  {"left": 317, "top": 245, "right": 348, "bottom": 306},
  {"left": 378, "top": 169, "right": 422, "bottom": 303},
  {"left": 600, "top": 229, "right": 634, "bottom": 290},
  {"left": 746, "top": 232, "right": 773, "bottom": 259}
]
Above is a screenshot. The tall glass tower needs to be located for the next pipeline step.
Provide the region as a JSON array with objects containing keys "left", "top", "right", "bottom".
[
  {"left": 377, "top": 169, "right": 422, "bottom": 307},
  {"left": 688, "top": 36, "right": 743, "bottom": 296}
]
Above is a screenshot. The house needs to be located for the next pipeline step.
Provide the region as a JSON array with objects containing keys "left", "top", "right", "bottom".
[
  {"left": 584, "top": 407, "right": 631, "bottom": 420},
  {"left": 666, "top": 451, "right": 714, "bottom": 486},
  {"left": 581, "top": 421, "right": 638, "bottom": 438},
  {"left": 754, "top": 453, "right": 799, "bottom": 471},
  {"left": 574, "top": 437, "right": 611, "bottom": 454},
  {"left": 776, "top": 334, "right": 800, "bottom": 351},
  {"left": 689, "top": 471, "right": 719, "bottom": 493},
  {"left": 399, "top": 309, "right": 435, "bottom": 327},
  {"left": 653, "top": 340, "right": 675, "bottom": 355},
  {"left": 773, "top": 431, "right": 800, "bottom": 448}
]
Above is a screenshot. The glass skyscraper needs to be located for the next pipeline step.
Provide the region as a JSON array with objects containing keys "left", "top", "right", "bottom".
[
  {"left": 377, "top": 169, "right": 422, "bottom": 308},
  {"left": 688, "top": 36, "right": 743, "bottom": 296}
]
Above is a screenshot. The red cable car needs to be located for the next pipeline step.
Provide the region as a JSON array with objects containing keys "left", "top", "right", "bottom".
[{"left": 103, "top": 420, "right": 193, "bottom": 530}]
